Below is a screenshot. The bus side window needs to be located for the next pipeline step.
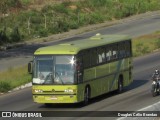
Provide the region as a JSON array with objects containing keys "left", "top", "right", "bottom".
[
  {"left": 106, "top": 47, "right": 111, "bottom": 62},
  {"left": 76, "top": 55, "right": 83, "bottom": 70},
  {"left": 83, "top": 50, "right": 90, "bottom": 68},
  {"left": 76, "top": 55, "right": 83, "bottom": 83},
  {"left": 126, "top": 41, "right": 131, "bottom": 57},
  {"left": 90, "top": 49, "right": 98, "bottom": 66},
  {"left": 97, "top": 47, "right": 105, "bottom": 64},
  {"left": 118, "top": 42, "right": 126, "bottom": 59},
  {"left": 111, "top": 44, "right": 118, "bottom": 60}
]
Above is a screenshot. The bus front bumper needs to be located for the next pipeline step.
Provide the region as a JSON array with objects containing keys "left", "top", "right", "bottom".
[{"left": 33, "top": 94, "right": 78, "bottom": 103}]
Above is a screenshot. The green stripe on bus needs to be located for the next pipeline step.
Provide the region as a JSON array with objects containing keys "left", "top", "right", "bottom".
[{"left": 109, "top": 59, "right": 124, "bottom": 91}]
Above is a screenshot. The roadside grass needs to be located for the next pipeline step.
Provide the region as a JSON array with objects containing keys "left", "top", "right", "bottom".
[
  {"left": 0, "top": 65, "right": 31, "bottom": 93},
  {"left": 132, "top": 31, "right": 160, "bottom": 57}
]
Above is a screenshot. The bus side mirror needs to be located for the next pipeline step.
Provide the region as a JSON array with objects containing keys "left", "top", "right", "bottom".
[{"left": 28, "top": 61, "right": 33, "bottom": 74}]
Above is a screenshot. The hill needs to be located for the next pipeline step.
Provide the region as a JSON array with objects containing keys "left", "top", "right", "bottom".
[{"left": 0, "top": 0, "right": 160, "bottom": 46}]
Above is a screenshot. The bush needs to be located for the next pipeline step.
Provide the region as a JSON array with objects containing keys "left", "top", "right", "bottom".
[
  {"left": 69, "top": 21, "right": 79, "bottom": 29},
  {"left": 10, "top": 26, "right": 21, "bottom": 42},
  {"left": 0, "top": 81, "right": 11, "bottom": 92},
  {"left": 57, "top": 18, "right": 69, "bottom": 32},
  {"left": 89, "top": 12, "right": 104, "bottom": 24},
  {"left": 48, "top": 25, "right": 59, "bottom": 34},
  {"left": 141, "top": 45, "right": 149, "bottom": 54},
  {"left": 82, "top": 0, "right": 110, "bottom": 8},
  {"left": 30, "top": 13, "right": 43, "bottom": 24},
  {"left": 155, "top": 39, "right": 160, "bottom": 49},
  {"left": 0, "top": 0, "right": 22, "bottom": 13},
  {"left": 20, "top": 0, "right": 31, "bottom": 6},
  {"left": 37, "top": 28, "right": 48, "bottom": 37},
  {"left": 134, "top": 43, "right": 150, "bottom": 57},
  {"left": 0, "top": 27, "right": 9, "bottom": 45},
  {"left": 6, "top": 0, "right": 22, "bottom": 8},
  {"left": 41, "top": 5, "right": 54, "bottom": 13},
  {"left": 135, "top": 42, "right": 143, "bottom": 56},
  {"left": 53, "top": 4, "right": 69, "bottom": 14}
]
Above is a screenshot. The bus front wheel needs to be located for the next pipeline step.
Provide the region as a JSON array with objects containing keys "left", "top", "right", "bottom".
[{"left": 44, "top": 103, "right": 52, "bottom": 107}]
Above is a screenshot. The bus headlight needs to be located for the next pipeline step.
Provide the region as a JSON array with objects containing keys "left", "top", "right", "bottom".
[
  {"left": 64, "top": 89, "right": 74, "bottom": 93},
  {"left": 33, "top": 89, "right": 43, "bottom": 93}
]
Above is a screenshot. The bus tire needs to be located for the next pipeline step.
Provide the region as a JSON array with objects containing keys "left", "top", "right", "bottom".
[
  {"left": 44, "top": 103, "right": 52, "bottom": 107},
  {"left": 118, "top": 76, "right": 123, "bottom": 93},
  {"left": 83, "top": 87, "right": 90, "bottom": 106}
]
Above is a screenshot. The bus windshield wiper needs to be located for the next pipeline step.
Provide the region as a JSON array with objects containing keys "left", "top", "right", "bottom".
[
  {"left": 43, "top": 73, "right": 54, "bottom": 85},
  {"left": 55, "top": 72, "right": 64, "bottom": 85}
]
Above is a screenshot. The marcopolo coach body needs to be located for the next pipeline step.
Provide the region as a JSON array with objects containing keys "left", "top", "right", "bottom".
[{"left": 28, "top": 34, "right": 133, "bottom": 105}]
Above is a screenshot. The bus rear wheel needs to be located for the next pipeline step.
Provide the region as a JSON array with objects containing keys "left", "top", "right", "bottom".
[
  {"left": 83, "top": 87, "right": 90, "bottom": 105},
  {"left": 118, "top": 77, "right": 123, "bottom": 93}
]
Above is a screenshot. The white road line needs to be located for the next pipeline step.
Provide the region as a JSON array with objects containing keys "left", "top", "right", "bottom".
[{"left": 138, "top": 101, "right": 160, "bottom": 111}]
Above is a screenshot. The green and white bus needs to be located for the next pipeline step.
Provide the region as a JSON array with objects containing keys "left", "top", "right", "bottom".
[{"left": 28, "top": 34, "right": 133, "bottom": 105}]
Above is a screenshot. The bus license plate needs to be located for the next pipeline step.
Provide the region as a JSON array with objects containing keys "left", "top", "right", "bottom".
[
  {"left": 45, "top": 96, "right": 57, "bottom": 100},
  {"left": 50, "top": 96, "right": 58, "bottom": 100}
]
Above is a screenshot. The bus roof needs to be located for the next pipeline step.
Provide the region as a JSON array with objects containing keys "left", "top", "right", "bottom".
[{"left": 34, "top": 34, "right": 130, "bottom": 55}]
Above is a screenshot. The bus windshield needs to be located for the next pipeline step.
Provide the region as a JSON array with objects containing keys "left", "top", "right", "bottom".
[{"left": 33, "top": 55, "right": 76, "bottom": 85}]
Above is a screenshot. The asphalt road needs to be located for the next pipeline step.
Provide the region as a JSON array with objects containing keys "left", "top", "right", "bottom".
[
  {"left": 0, "top": 52, "right": 160, "bottom": 120},
  {"left": 0, "top": 11, "right": 160, "bottom": 120}
]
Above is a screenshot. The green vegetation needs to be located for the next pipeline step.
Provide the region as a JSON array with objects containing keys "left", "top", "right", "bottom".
[
  {"left": 0, "top": 66, "right": 31, "bottom": 92},
  {"left": 0, "top": 0, "right": 160, "bottom": 45},
  {"left": 132, "top": 31, "right": 160, "bottom": 57}
]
